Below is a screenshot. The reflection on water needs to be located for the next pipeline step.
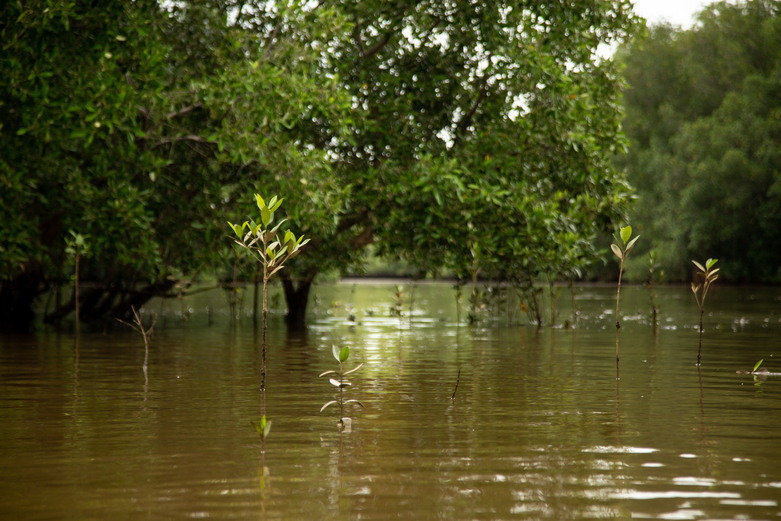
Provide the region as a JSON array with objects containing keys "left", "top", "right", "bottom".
[{"left": 1, "top": 283, "right": 780, "bottom": 520}]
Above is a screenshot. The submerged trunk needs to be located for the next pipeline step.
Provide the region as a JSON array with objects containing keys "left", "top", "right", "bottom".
[
  {"left": 0, "top": 268, "right": 45, "bottom": 333},
  {"left": 281, "top": 271, "right": 317, "bottom": 330}
]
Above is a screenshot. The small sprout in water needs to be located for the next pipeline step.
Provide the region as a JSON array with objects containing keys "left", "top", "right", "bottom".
[
  {"left": 251, "top": 415, "right": 272, "bottom": 440},
  {"left": 753, "top": 359, "right": 764, "bottom": 373},
  {"left": 692, "top": 258, "right": 719, "bottom": 366},
  {"left": 319, "top": 345, "right": 364, "bottom": 429}
]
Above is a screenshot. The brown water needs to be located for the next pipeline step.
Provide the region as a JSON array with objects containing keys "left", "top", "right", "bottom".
[{"left": 1, "top": 282, "right": 780, "bottom": 520}]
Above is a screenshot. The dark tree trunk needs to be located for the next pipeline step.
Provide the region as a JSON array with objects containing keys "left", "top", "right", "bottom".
[
  {"left": 0, "top": 268, "right": 45, "bottom": 333},
  {"left": 281, "top": 272, "right": 316, "bottom": 330}
]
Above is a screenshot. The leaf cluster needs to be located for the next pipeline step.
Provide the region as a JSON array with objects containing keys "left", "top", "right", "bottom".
[
  {"left": 319, "top": 346, "right": 364, "bottom": 419},
  {"left": 691, "top": 258, "right": 719, "bottom": 310}
]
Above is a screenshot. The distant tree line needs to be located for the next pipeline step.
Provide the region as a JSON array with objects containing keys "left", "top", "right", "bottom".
[
  {"left": 616, "top": 0, "right": 781, "bottom": 283},
  {"left": 1, "top": 1, "right": 640, "bottom": 332}
]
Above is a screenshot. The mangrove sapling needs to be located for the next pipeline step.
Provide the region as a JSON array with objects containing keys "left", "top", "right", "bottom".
[
  {"left": 117, "top": 306, "right": 157, "bottom": 377},
  {"left": 227, "top": 194, "right": 309, "bottom": 391},
  {"left": 691, "top": 258, "right": 719, "bottom": 366},
  {"left": 251, "top": 415, "right": 272, "bottom": 454},
  {"left": 611, "top": 225, "right": 639, "bottom": 377},
  {"left": 65, "top": 231, "right": 90, "bottom": 336},
  {"left": 319, "top": 345, "right": 364, "bottom": 430}
]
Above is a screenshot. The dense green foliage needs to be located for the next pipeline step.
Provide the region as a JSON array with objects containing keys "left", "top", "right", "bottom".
[
  {"left": 293, "top": 0, "right": 640, "bottom": 300},
  {"left": 0, "top": 0, "right": 350, "bottom": 330},
  {"left": 617, "top": 0, "right": 781, "bottom": 282},
  {"left": 1, "top": 0, "right": 640, "bottom": 332}
]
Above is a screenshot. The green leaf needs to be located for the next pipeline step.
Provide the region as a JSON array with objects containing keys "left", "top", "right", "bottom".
[
  {"left": 344, "top": 399, "right": 365, "bottom": 408},
  {"left": 227, "top": 221, "right": 243, "bottom": 238},
  {"left": 261, "top": 206, "right": 272, "bottom": 227},
  {"left": 269, "top": 197, "right": 284, "bottom": 212},
  {"left": 692, "top": 260, "right": 705, "bottom": 272},
  {"left": 339, "top": 346, "right": 350, "bottom": 363},
  {"left": 332, "top": 345, "right": 341, "bottom": 362},
  {"left": 255, "top": 194, "right": 265, "bottom": 210},
  {"left": 610, "top": 243, "right": 623, "bottom": 260},
  {"left": 620, "top": 226, "right": 632, "bottom": 244},
  {"left": 320, "top": 401, "right": 338, "bottom": 412},
  {"left": 626, "top": 235, "right": 640, "bottom": 253},
  {"left": 753, "top": 359, "right": 764, "bottom": 372},
  {"left": 706, "top": 258, "right": 718, "bottom": 270},
  {"left": 343, "top": 363, "right": 363, "bottom": 375},
  {"left": 319, "top": 370, "right": 338, "bottom": 377}
]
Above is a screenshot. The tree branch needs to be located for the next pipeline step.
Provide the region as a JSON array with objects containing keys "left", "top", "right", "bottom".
[{"left": 150, "top": 135, "right": 212, "bottom": 150}]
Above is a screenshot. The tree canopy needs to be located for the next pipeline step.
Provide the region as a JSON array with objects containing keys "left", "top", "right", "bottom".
[
  {"left": 616, "top": 0, "right": 781, "bottom": 282},
  {"left": 1, "top": 0, "right": 640, "bottom": 332}
]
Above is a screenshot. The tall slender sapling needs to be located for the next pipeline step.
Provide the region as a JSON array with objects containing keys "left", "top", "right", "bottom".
[
  {"left": 611, "top": 225, "right": 639, "bottom": 377},
  {"left": 65, "top": 231, "right": 90, "bottom": 336},
  {"left": 691, "top": 258, "right": 719, "bottom": 366},
  {"left": 227, "top": 194, "right": 309, "bottom": 391}
]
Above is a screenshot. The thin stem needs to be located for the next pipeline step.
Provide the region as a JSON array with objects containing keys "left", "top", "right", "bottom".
[
  {"left": 697, "top": 306, "right": 704, "bottom": 366},
  {"left": 261, "top": 234, "right": 269, "bottom": 392},
  {"left": 339, "top": 361, "right": 344, "bottom": 420},
  {"left": 451, "top": 368, "right": 461, "bottom": 401},
  {"left": 615, "top": 256, "right": 624, "bottom": 378}
]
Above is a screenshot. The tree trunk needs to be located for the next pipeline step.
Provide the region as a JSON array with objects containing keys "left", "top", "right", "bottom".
[
  {"left": 281, "top": 272, "right": 316, "bottom": 330},
  {"left": 0, "top": 268, "right": 44, "bottom": 333}
]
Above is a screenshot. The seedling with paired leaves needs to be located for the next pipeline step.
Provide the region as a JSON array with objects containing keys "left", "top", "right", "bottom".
[
  {"left": 611, "top": 225, "right": 639, "bottom": 376},
  {"left": 227, "top": 194, "right": 309, "bottom": 391},
  {"left": 320, "top": 345, "right": 364, "bottom": 429},
  {"left": 691, "top": 258, "right": 719, "bottom": 366},
  {"left": 251, "top": 415, "right": 272, "bottom": 440}
]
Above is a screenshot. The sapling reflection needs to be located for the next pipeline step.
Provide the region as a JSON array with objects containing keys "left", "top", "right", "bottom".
[
  {"left": 319, "top": 345, "right": 364, "bottom": 429},
  {"left": 611, "top": 225, "right": 639, "bottom": 376},
  {"left": 646, "top": 250, "right": 666, "bottom": 324},
  {"left": 691, "top": 258, "right": 719, "bottom": 366},
  {"left": 227, "top": 194, "right": 309, "bottom": 391}
]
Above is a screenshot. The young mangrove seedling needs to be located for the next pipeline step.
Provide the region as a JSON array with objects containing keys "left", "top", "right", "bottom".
[
  {"left": 251, "top": 414, "right": 272, "bottom": 454},
  {"left": 611, "top": 225, "right": 639, "bottom": 376},
  {"left": 117, "top": 306, "right": 157, "bottom": 376},
  {"left": 319, "top": 345, "right": 364, "bottom": 430},
  {"left": 65, "top": 230, "right": 90, "bottom": 336},
  {"left": 691, "top": 258, "right": 719, "bottom": 366},
  {"left": 251, "top": 415, "right": 272, "bottom": 440},
  {"left": 227, "top": 194, "right": 309, "bottom": 391}
]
